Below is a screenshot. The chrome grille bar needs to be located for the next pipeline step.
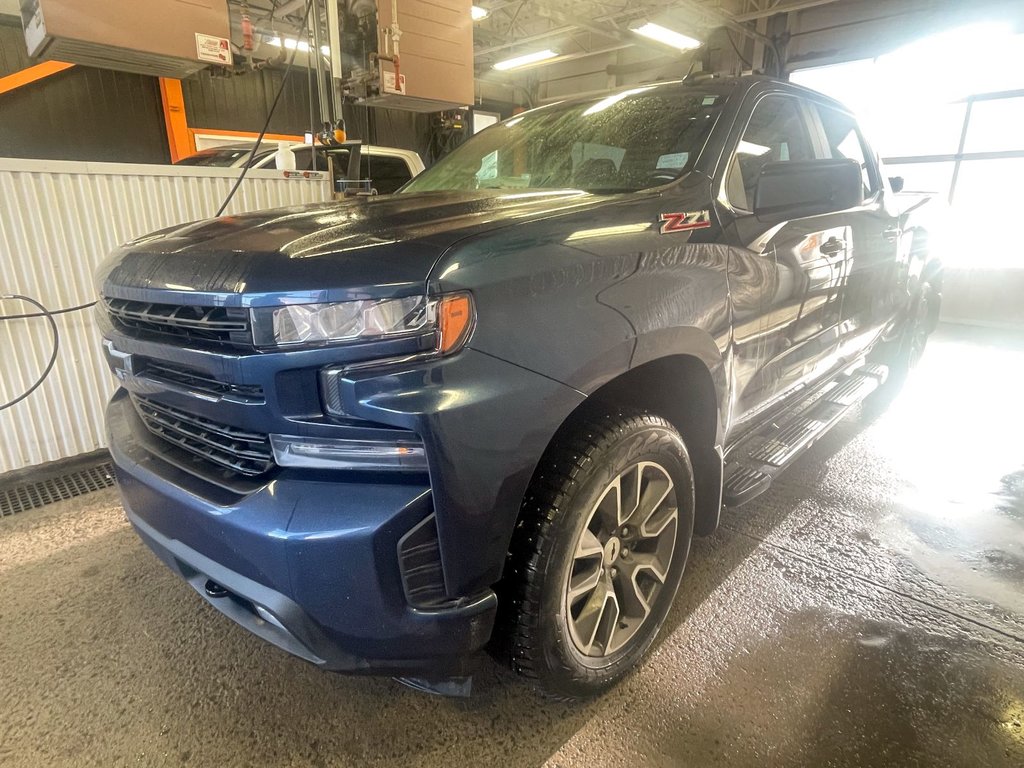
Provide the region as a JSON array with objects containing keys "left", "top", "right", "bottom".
[
  {"left": 103, "top": 297, "right": 251, "bottom": 346},
  {"left": 132, "top": 396, "right": 274, "bottom": 477}
]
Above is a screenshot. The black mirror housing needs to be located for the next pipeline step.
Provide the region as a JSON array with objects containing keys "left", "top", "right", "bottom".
[
  {"left": 754, "top": 159, "right": 864, "bottom": 221},
  {"left": 889, "top": 175, "right": 905, "bottom": 193}
]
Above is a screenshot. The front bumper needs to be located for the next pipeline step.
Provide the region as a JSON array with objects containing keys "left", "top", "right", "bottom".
[{"left": 108, "top": 390, "right": 497, "bottom": 674}]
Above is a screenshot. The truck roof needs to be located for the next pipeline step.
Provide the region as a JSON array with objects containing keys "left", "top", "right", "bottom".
[{"left": 541, "top": 73, "right": 854, "bottom": 116}]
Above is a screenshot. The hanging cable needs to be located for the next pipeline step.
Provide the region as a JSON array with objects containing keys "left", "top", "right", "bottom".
[
  {"left": 0, "top": 299, "right": 96, "bottom": 321},
  {"left": 216, "top": 0, "right": 315, "bottom": 217},
  {"left": 0, "top": 295, "right": 60, "bottom": 412}
]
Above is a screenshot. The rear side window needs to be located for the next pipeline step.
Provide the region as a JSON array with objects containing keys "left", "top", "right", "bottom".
[
  {"left": 726, "top": 95, "right": 815, "bottom": 211},
  {"left": 288, "top": 150, "right": 412, "bottom": 192},
  {"left": 362, "top": 155, "right": 413, "bottom": 194},
  {"left": 814, "top": 104, "right": 879, "bottom": 197},
  {"left": 292, "top": 147, "right": 330, "bottom": 171}
]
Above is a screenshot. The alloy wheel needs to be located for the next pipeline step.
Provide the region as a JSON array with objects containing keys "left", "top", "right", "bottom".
[{"left": 564, "top": 461, "right": 679, "bottom": 658}]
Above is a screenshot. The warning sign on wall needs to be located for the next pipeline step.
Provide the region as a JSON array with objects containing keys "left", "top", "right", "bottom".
[
  {"left": 382, "top": 70, "right": 407, "bottom": 95},
  {"left": 195, "top": 33, "right": 232, "bottom": 65}
]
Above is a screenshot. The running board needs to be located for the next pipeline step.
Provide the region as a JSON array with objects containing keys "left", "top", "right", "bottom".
[{"left": 722, "top": 363, "right": 888, "bottom": 507}]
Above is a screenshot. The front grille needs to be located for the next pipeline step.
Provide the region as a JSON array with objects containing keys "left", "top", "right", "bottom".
[
  {"left": 104, "top": 297, "right": 251, "bottom": 346},
  {"left": 132, "top": 396, "right": 275, "bottom": 477},
  {"left": 139, "top": 358, "right": 265, "bottom": 404}
]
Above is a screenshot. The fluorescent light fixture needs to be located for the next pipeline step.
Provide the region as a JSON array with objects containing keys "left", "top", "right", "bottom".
[
  {"left": 630, "top": 22, "right": 700, "bottom": 51},
  {"left": 268, "top": 36, "right": 310, "bottom": 52},
  {"left": 493, "top": 49, "right": 559, "bottom": 71},
  {"left": 266, "top": 37, "right": 329, "bottom": 56},
  {"left": 471, "top": 5, "right": 489, "bottom": 20}
]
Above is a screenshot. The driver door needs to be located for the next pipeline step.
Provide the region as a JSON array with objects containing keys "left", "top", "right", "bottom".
[{"left": 718, "top": 92, "right": 850, "bottom": 433}]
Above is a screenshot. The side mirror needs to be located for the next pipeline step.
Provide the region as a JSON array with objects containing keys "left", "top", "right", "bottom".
[
  {"left": 754, "top": 159, "right": 863, "bottom": 221},
  {"left": 889, "top": 175, "right": 905, "bottom": 193}
]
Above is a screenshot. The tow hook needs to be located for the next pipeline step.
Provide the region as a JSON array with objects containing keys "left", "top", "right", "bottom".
[{"left": 205, "top": 580, "right": 229, "bottom": 598}]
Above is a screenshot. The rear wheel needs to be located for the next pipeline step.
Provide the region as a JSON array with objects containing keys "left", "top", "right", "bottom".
[
  {"left": 865, "top": 282, "right": 938, "bottom": 412},
  {"left": 498, "top": 409, "right": 695, "bottom": 700}
]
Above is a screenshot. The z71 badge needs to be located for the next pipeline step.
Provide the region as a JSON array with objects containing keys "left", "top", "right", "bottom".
[{"left": 659, "top": 210, "right": 712, "bottom": 234}]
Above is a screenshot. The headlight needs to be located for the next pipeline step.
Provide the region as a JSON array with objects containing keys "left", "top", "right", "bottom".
[{"left": 251, "top": 293, "right": 474, "bottom": 352}]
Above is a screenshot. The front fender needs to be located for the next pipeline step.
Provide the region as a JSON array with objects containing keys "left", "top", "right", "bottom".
[{"left": 631, "top": 325, "right": 729, "bottom": 443}]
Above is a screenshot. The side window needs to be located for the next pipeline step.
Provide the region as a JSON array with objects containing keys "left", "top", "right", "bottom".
[
  {"left": 291, "top": 147, "right": 315, "bottom": 171},
  {"left": 361, "top": 155, "right": 414, "bottom": 194},
  {"left": 815, "top": 105, "right": 878, "bottom": 197},
  {"left": 726, "top": 95, "right": 815, "bottom": 211}
]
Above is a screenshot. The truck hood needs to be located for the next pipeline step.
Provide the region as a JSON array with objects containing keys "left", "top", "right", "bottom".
[{"left": 98, "top": 189, "right": 612, "bottom": 303}]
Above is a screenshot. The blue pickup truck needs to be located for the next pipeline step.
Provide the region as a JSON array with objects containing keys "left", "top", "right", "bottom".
[{"left": 97, "top": 74, "right": 939, "bottom": 699}]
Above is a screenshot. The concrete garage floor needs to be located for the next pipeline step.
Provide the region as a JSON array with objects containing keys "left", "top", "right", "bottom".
[{"left": 2, "top": 324, "right": 1023, "bottom": 768}]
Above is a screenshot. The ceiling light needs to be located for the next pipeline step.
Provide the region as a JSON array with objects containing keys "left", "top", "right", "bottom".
[
  {"left": 267, "top": 36, "right": 311, "bottom": 53},
  {"left": 471, "top": 5, "right": 489, "bottom": 21},
  {"left": 493, "top": 49, "right": 559, "bottom": 71},
  {"left": 630, "top": 22, "right": 700, "bottom": 51}
]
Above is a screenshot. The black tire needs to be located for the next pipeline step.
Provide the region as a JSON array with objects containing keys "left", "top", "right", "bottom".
[
  {"left": 496, "top": 409, "right": 695, "bottom": 700},
  {"left": 864, "top": 282, "right": 938, "bottom": 414}
]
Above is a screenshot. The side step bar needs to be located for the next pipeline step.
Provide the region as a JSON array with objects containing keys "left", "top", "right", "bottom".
[{"left": 722, "top": 363, "right": 888, "bottom": 507}]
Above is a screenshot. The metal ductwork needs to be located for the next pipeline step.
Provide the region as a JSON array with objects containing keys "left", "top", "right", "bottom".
[{"left": 20, "top": 0, "right": 232, "bottom": 79}]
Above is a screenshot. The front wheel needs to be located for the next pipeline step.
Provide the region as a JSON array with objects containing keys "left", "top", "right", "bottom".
[{"left": 498, "top": 410, "right": 695, "bottom": 700}]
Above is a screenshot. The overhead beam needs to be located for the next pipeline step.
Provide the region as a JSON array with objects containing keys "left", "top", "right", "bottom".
[
  {"left": 475, "top": 22, "right": 579, "bottom": 57},
  {"left": 531, "top": 1, "right": 671, "bottom": 56},
  {"left": 670, "top": 0, "right": 784, "bottom": 69},
  {"left": 474, "top": 2, "right": 668, "bottom": 58},
  {"left": 0, "top": 61, "right": 74, "bottom": 97},
  {"left": 733, "top": 0, "right": 844, "bottom": 22}
]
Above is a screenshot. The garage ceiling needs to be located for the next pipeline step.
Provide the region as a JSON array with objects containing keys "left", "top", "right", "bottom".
[
  {"left": 231, "top": 1, "right": 823, "bottom": 68},
  {"left": 3, "top": 0, "right": 1022, "bottom": 99},
  {"left": 470, "top": 0, "right": 825, "bottom": 66}
]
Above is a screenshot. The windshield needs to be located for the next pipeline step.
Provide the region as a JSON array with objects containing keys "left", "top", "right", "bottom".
[
  {"left": 174, "top": 148, "right": 272, "bottom": 167},
  {"left": 402, "top": 86, "right": 724, "bottom": 194}
]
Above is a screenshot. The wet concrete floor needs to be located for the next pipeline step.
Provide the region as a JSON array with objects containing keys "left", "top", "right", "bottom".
[{"left": 1, "top": 324, "right": 1022, "bottom": 767}]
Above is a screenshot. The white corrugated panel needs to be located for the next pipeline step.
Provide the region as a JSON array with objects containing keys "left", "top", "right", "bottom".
[{"left": 0, "top": 158, "right": 332, "bottom": 475}]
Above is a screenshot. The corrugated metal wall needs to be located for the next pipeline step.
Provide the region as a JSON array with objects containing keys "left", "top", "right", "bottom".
[
  {"left": 0, "top": 158, "right": 331, "bottom": 474},
  {"left": 182, "top": 65, "right": 316, "bottom": 136},
  {"left": 0, "top": 21, "right": 170, "bottom": 164}
]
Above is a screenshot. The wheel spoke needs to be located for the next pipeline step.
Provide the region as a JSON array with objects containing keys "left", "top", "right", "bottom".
[
  {"left": 567, "top": 560, "right": 602, "bottom": 602},
  {"left": 640, "top": 504, "right": 678, "bottom": 540},
  {"left": 636, "top": 468, "right": 674, "bottom": 537},
  {"left": 613, "top": 560, "right": 652, "bottom": 618},
  {"left": 594, "top": 582, "right": 621, "bottom": 654},
  {"left": 617, "top": 463, "right": 642, "bottom": 527},
  {"left": 575, "top": 528, "right": 603, "bottom": 559},
  {"left": 625, "top": 549, "right": 670, "bottom": 584},
  {"left": 571, "top": 573, "right": 615, "bottom": 654},
  {"left": 593, "top": 476, "right": 621, "bottom": 532}
]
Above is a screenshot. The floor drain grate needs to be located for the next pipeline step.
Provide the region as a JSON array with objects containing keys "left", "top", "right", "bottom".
[{"left": 0, "top": 462, "right": 116, "bottom": 518}]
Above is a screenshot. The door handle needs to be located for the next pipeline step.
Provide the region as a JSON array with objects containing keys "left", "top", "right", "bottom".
[
  {"left": 882, "top": 227, "right": 900, "bottom": 242},
  {"left": 820, "top": 237, "right": 846, "bottom": 256}
]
